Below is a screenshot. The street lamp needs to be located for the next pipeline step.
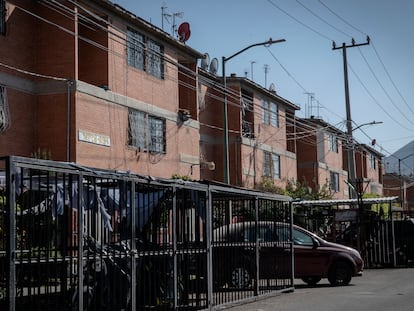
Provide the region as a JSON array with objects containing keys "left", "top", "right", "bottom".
[
  {"left": 222, "top": 38, "right": 286, "bottom": 184},
  {"left": 398, "top": 153, "right": 414, "bottom": 209},
  {"left": 352, "top": 120, "right": 383, "bottom": 132}
]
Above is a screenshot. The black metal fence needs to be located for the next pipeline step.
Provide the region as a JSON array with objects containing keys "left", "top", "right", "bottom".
[
  {"left": 0, "top": 156, "right": 293, "bottom": 311},
  {"left": 292, "top": 198, "right": 414, "bottom": 269}
]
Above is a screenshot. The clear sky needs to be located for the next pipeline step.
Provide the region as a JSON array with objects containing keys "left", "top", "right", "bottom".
[{"left": 112, "top": 0, "right": 414, "bottom": 156}]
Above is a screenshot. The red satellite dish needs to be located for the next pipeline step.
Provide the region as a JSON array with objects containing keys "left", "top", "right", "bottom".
[{"left": 178, "top": 22, "right": 191, "bottom": 42}]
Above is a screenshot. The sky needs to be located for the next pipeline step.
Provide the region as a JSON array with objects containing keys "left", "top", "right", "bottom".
[{"left": 112, "top": 0, "right": 414, "bottom": 157}]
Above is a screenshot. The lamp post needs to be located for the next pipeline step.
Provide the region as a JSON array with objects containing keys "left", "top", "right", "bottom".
[
  {"left": 222, "top": 38, "right": 286, "bottom": 184},
  {"left": 398, "top": 153, "right": 414, "bottom": 209}
]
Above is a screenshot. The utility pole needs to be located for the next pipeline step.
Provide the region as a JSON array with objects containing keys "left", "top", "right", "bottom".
[{"left": 332, "top": 36, "right": 370, "bottom": 199}]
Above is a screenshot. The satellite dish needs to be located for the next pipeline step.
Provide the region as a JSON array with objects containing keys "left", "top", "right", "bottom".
[
  {"left": 209, "top": 57, "right": 218, "bottom": 75},
  {"left": 201, "top": 53, "right": 210, "bottom": 70},
  {"left": 269, "top": 82, "right": 276, "bottom": 93},
  {"left": 177, "top": 22, "right": 191, "bottom": 42}
]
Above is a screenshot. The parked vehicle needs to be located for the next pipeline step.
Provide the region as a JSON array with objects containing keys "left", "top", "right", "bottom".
[{"left": 213, "top": 221, "right": 363, "bottom": 287}]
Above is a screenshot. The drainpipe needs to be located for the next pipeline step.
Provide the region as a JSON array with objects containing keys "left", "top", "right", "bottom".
[{"left": 66, "top": 79, "right": 74, "bottom": 162}]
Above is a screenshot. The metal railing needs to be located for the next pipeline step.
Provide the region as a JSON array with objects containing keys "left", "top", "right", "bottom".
[{"left": 0, "top": 156, "right": 293, "bottom": 311}]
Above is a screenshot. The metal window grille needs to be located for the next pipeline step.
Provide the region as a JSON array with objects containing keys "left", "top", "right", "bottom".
[
  {"left": 128, "top": 108, "right": 146, "bottom": 150},
  {"left": 126, "top": 28, "right": 145, "bottom": 70},
  {"left": 128, "top": 109, "right": 166, "bottom": 153},
  {"left": 126, "top": 28, "right": 164, "bottom": 79},
  {"left": 149, "top": 116, "right": 166, "bottom": 153}
]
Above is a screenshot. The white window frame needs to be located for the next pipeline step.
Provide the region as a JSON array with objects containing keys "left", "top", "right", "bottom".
[
  {"left": 264, "top": 151, "right": 280, "bottom": 179},
  {"left": 262, "top": 100, "right": 279, "bottom": 127},
  {"left": 369, "top": 154, "right": 376, "bottom": 169},
  {"left": 328, "top": 133, "right": 338, "bottom": 153}
]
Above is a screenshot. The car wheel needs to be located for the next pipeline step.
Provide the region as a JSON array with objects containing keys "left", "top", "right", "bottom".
[
  {"left": 396, "top": 250, "right": 408, "bottom": 266},
  {"left": 328, "top": 262, "right": 352, "bottom": 286},
  {"left": 301, "top": 276, "right": 321, "bottom": 286},
  {"left": 231, "top": 266, "right": 252, "bottom": 288}
]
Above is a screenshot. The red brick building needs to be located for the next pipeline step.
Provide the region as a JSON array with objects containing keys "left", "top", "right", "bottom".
[
  {"left": 0, "top": 0, "right": 203, "bottom": 179},
  {"left": 296, "top": 117, "right": 349, "bottom": 199},
  {"left": 354, "top": 144, "right": 384, "bottom": 196},
  {"left": 199, "top": 70, "right": 299, "bottom": 189}
]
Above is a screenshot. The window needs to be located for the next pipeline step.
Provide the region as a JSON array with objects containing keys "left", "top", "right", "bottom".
[
  {"left": 329, "top": 171, "right": 340, "bottom": 192},
  {"left": 292, "top": 229, "right": 314, "bottom": 246},
  {"left": 369, "top": 154, "right": 376, "bottom": 169},
  {"left": 128, "top": 108, "right": 166, "bottom": 153},
  {"left": 262, "top": 100, "right": 278, "bottom": 127},
  {"left": 127, "top": 28, "right": 164, "bottom": 79},
  {"left": 264, "top": 152, "right": 280, "bottom": 179},
  {"left": 328, "top": 133, "right": 338, "bottom": 153},
  {"left": 0, "top": 0, "right": 5, "bottom": 35},
  {"left": 0, "top": 85, "right": 9, "bottom": 132}
]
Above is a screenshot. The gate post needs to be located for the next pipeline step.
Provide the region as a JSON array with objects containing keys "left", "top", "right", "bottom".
[
  {"left": 390, "top": 203, "right": 396, "bottom": 267},
  {"left": 206, "top": 187, "right": 213, "bottom": 310},
  {"left": 6, "top": 157, "right": 16, "bottom": 311}
]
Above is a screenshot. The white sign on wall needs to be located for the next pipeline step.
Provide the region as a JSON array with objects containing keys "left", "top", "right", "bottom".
[{"left": 78, "top": 130, "right": 110, "bottom": 147}]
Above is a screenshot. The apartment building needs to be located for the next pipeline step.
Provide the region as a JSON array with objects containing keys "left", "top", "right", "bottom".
[
  {"left": 199, "top": 68, "right": 299, "bottom": 190},
  {"left": 296, "top": 117, "right": 349, "bottom": 199},
  {"left": 0, "top": 0, "right": 204, "bottom": 179},
  {"left": 354, "top": 143, "right": 384, "bottom": 196}
]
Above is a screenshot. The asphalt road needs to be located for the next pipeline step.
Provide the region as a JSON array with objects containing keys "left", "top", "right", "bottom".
[{"left": 224, "top": 268, "right": 414, "bottom": 311}]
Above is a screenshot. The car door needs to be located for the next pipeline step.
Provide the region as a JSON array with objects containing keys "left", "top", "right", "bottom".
[
  {"left": 293, "top": 228, "right": 330, "bottom": 277},
  {"left": 258, "top": 223, "right": 292, "bottom": 279}
]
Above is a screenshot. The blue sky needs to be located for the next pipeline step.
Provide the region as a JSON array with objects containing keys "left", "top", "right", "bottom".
[{"left": 112, "top": 0, "right": 414, "bottom": 156}]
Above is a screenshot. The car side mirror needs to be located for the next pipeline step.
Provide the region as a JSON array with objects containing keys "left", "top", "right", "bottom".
[{"left": 312, "top": 238, "right": 320, "bottom": 249}]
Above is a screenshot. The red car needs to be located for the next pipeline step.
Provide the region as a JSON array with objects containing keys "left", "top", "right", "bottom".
[{"left": 213, "top": 221, "right": 363, "bottom": 287}]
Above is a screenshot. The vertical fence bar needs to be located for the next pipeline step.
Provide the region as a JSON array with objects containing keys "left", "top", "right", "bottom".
[
  {"left": 77, "top": 173, "right": 84, "bottom": 311},
  {"left": 6, "top": 157, "right": 16, "bottom": 311},
  {"left": 130, "top": 180, "right": 136, "bottom": 311},
  {"left": 206, "top": 188, "right": 213, "bottom": 311},
  {"left": 172, "top": 186, "right": 178, "bottom": 309},
  {"left": 254, "top": 196, "right": 259, "bottom": 296}
]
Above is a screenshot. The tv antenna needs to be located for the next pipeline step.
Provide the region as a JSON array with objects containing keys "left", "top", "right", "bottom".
[
  {"left": 263, "top": 64, "right": 270, "bottom": 88},
  {"left": 161, "top": 4, "right": 184, "bottom": 37}
]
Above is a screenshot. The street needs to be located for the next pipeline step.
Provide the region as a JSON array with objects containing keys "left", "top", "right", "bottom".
[{"left": 224, "top": 269, "right": 414, "bottom": 311}]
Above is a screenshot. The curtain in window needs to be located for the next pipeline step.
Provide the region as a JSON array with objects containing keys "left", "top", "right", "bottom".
[
  {"left": 0, "top": 85, "right": 10, "bottom": 133},
  {"left": 127, "top": 29, "right": 145, "bottom": 70},
  {"left": 147, "top": 39, "right": 162, "bottom": 78},
  {"left": 270, "top": 102, "right": 278, "bottom": 127},
  {"left": 128, "top": 109, "right": 146, "bottom": 149}
]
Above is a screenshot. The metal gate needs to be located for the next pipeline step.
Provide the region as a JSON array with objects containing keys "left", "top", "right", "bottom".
[
  {"left": 292, "top": 197, "right": 413, "bottom": 269},
  {"left": 0, "top": 156, "right": 293, "bottom": 311}
]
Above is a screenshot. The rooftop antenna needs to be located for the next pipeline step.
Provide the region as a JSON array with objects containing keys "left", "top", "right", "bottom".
[
  {"left": 250, "top": 61, "right": 256, "bottom": 81},
  {"left": 172, "top": 12, "right": 184, "bottom": 37},
  {"left": 161, "top": 3, "right": 168, "bottom": 31},
  {"left": 161, "top": 4, "right": 184, "bottom": 37},
  {"left": 263, "top": 64, "right": 270, "bottom": 88}
]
